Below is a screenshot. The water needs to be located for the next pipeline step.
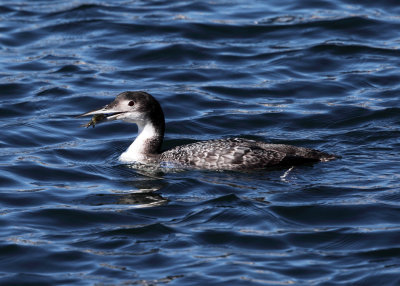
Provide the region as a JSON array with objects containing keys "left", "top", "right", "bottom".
[{"left": 1, "top": 0, "right": 400, "bottom": 285}]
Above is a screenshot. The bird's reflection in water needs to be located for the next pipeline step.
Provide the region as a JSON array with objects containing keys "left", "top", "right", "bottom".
[
  {"left": 86, "top": 190, "right": 168, "bottom": 208},
  {"left": 85, "top": 171, "right": 169, "bottom": 208},
  {"left": 84, "top": 162, "right": 301, "bottom": 209},
  {"left": 113, "top": 191, "right": 168, "bottom": 208}
]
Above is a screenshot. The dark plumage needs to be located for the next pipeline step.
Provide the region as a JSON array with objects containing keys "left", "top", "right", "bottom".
[{"left": 160, "top": 138, "right": 336, "bottom": 170}]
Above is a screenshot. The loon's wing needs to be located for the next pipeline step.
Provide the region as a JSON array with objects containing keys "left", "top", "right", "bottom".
[
  {"left": 160, "top": 138, "right": 336, "bottom": 170},
  {"left": 160, "top": 138, "right": 286, "bottom": 170}
]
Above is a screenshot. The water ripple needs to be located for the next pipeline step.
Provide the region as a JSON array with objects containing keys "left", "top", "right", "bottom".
[{"left": 1, "top": 0, "right": 400, "bottom": 285}]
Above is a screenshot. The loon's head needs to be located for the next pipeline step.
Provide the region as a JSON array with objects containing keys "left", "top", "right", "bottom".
[{"left": 79, "top": 91, "right": 165, "bottom": 127}]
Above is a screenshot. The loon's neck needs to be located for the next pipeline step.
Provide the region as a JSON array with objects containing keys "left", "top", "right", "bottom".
[{"left": 119, "top": 120, "right": 164, "bottom": 163}]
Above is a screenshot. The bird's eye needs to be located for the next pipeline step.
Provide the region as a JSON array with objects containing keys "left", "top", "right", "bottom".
[{"left": 128, "top": 101, "right": 135, "bottom": 106}]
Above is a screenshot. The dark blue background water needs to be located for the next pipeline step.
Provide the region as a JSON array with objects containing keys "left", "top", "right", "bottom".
[{"left": 1, "top": 1, "right": 400, "bottom": 285}]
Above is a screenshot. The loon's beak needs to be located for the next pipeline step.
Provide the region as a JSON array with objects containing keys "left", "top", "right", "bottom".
[
  {"left": 77, "top": 102, "right": 128, "bottom": 130},
  {"left": 77, "top": 103, "right": 125, "bottom": 120}
]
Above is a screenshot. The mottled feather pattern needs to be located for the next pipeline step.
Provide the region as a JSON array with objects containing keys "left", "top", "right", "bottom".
[{"left": 159, "top": 138, "right": 335, "bottom": 170}]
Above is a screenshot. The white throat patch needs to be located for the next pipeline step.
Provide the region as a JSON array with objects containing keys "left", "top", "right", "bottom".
[{"left": 119, "top": 122, "right": 158, "bottom": 163}]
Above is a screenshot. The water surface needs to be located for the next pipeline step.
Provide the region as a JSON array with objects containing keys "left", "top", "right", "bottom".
[{"left": 1, "top": 0, "right": 400, "bottom": 285}]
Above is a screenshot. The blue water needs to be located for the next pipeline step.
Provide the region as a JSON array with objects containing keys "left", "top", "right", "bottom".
[{"left": 1, "top": 0, "right": 400, "bottom": 285}]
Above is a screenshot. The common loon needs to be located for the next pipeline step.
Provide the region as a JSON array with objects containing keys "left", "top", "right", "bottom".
[{"left": 79, "top": 91, "right": 337, "bottom": 170}]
